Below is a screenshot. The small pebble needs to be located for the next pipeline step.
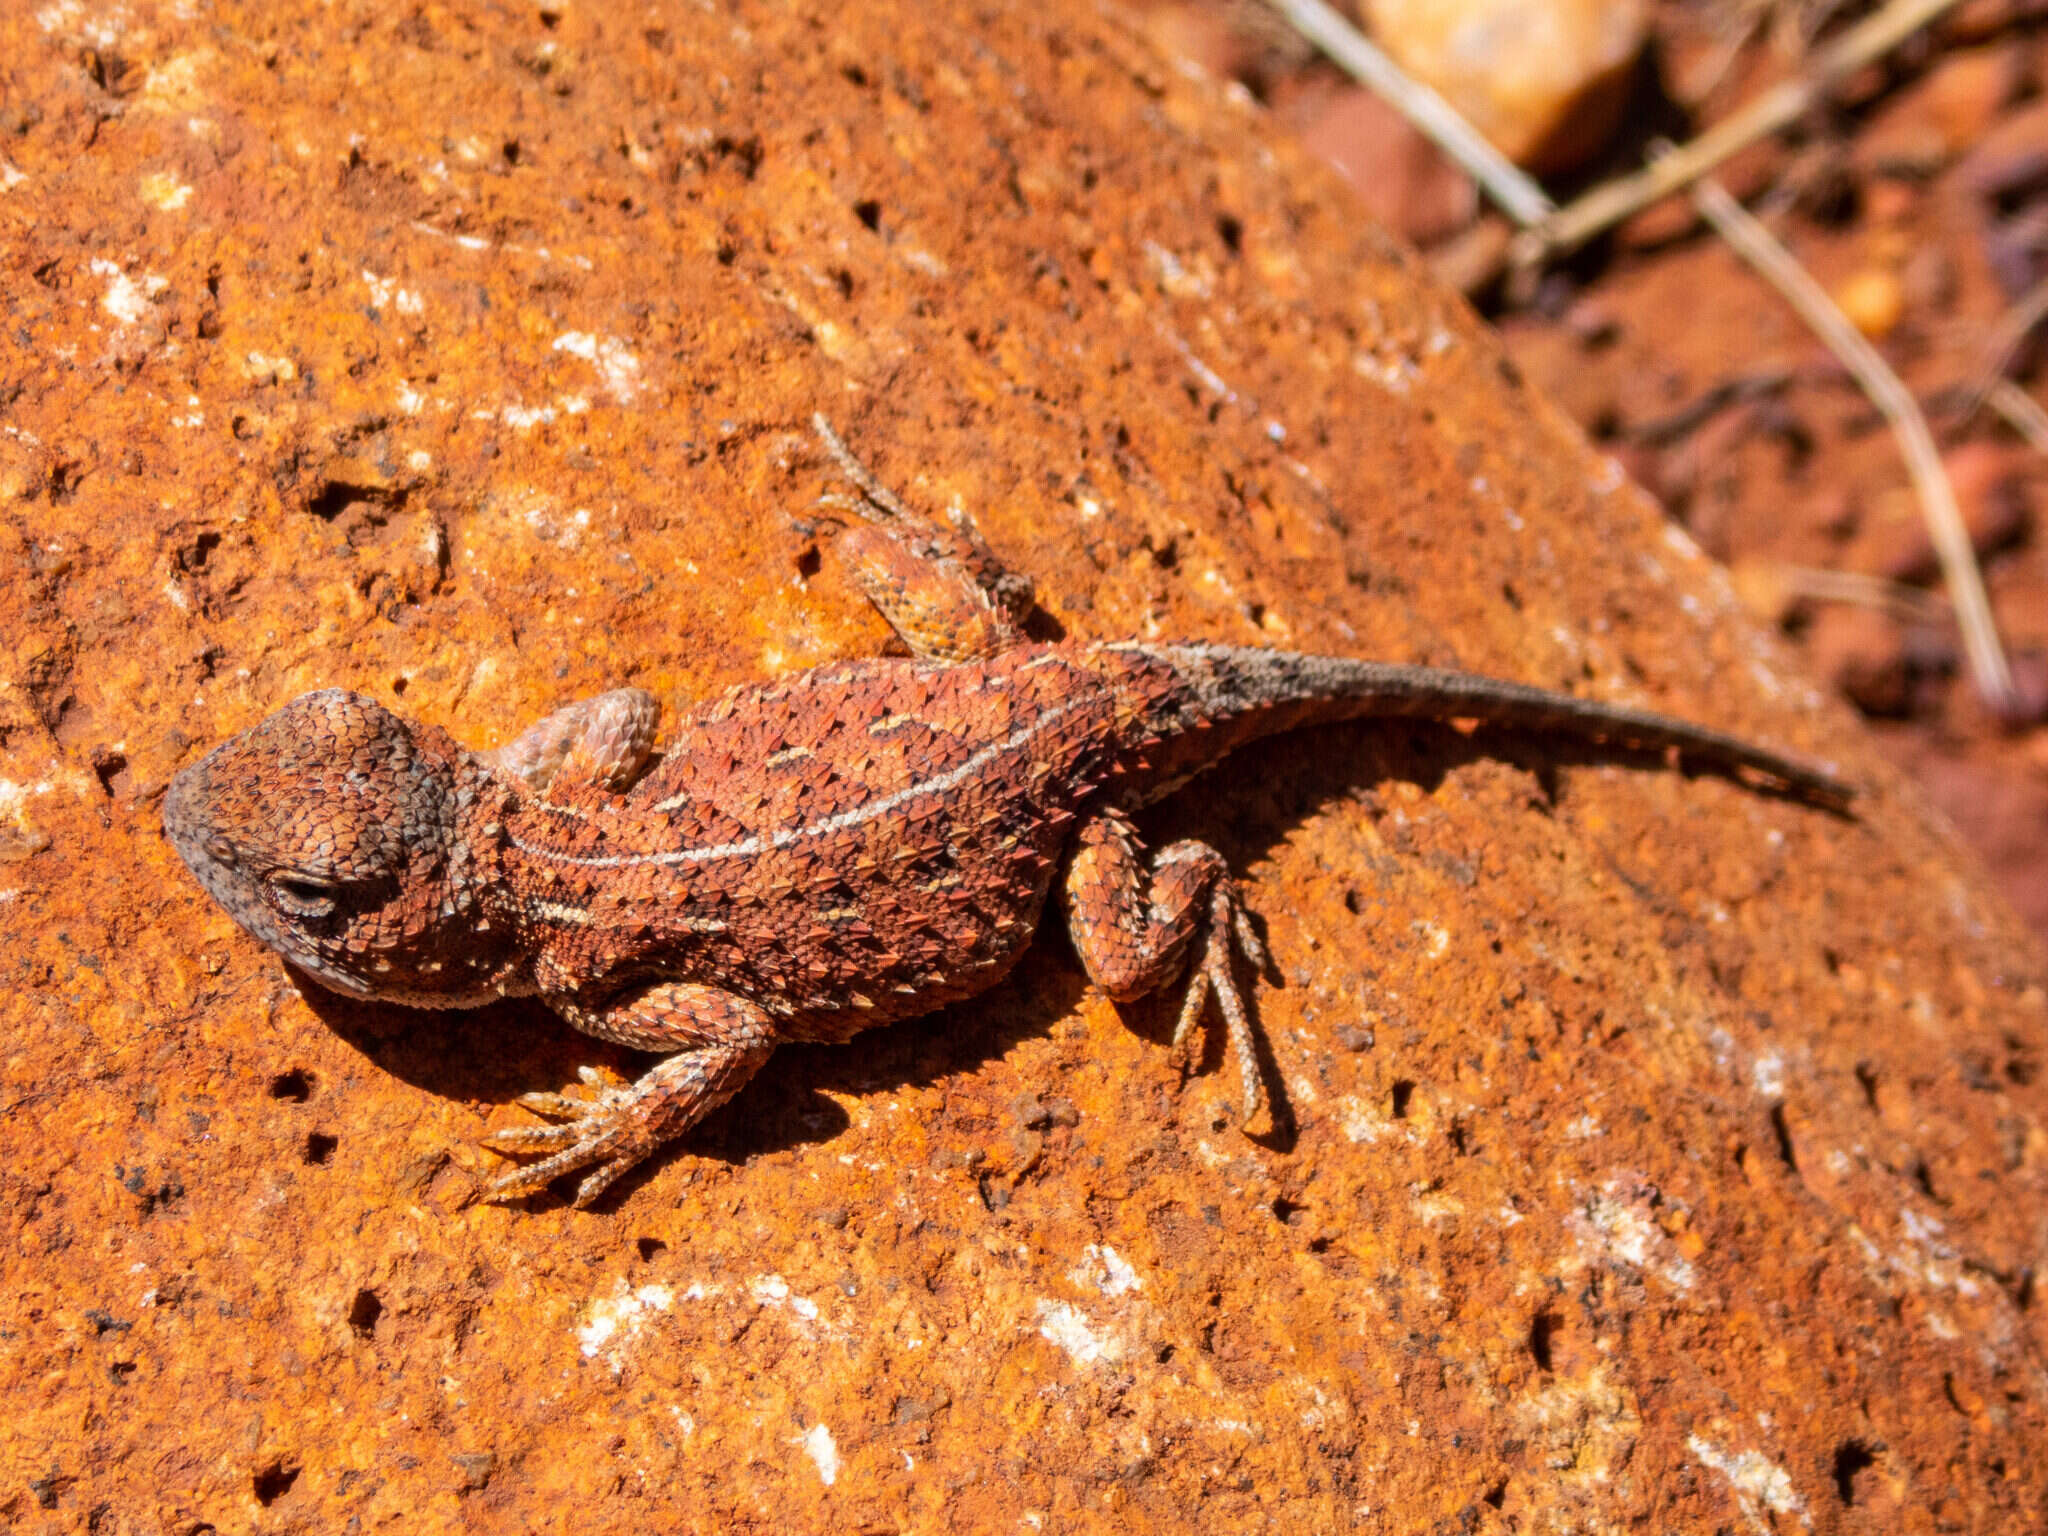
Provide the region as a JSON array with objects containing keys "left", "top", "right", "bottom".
[{"left": 1835, "top": 268, "right": 1903, "bottom": 339}]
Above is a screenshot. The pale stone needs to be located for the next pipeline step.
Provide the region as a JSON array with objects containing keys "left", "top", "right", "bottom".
[{"left": 1365, "top": 0, "right": 1648, "bottom": 173}]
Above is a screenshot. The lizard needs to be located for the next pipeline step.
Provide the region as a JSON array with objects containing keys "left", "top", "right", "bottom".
[{"left": 164, "top": 414, "right": 1854, "bottom": 1207}]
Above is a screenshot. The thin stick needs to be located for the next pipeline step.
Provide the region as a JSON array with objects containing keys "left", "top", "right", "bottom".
[
  {"left": 1958, "top": 275, "right": 2048, "bottom": 428},
  {"left": 1775, "top": 564, "right": 1953, "bottom": 625},
  {"left": 1691, "top": 175, "right": 2016, "bottom": 713},
  {"left": 1259, "top": 0, "right": 1555, "bottom": 228},
  {"left": 1506, "top": 0, "right": 1962, "bottom": 272},
  {"left": 1985, "top": 378, "right": 2048, "bottom": 454}
]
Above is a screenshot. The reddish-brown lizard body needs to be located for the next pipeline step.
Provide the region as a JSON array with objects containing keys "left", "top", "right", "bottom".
[{"left": 166, "top": 418, "right": 1851, "bottom": 1206}]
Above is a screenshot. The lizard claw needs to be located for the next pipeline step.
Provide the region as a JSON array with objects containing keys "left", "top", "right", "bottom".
[{"left": 485, "top": 1142, "right": 643, "bottom": 1208}]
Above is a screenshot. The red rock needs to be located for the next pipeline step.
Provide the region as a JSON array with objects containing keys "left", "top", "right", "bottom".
[
  {"left": 1851, "top": 442, "right": 2033, "bottom": 581},
  {"left": 1805, "top": 604, "right": 1915, "bottom": 716},
  {"left": 1, "top": 0, "right": 2044, "bottom": 1529},
  {"left": 1958, "top": 95, "right": 2048, "bottom": 199},
  {"left": 1296, "top": 86, "right": 1478, "bottom": 246},
  {"left": 1856, "top": 43, "right": 2026, "bottom": 175},
  {"left": 1143, "top": 3, "right": 1260, "bottom": 84}
]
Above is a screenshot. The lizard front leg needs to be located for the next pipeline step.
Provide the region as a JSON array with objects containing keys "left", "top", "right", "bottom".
[
  {"left": 814, "top": 412, "right": 1034, "bottom": 663},
  {"left": 481, "top": 687, "right": 660, "bottom": 797},
  {"left": 482, "top": 982, "right": 776, "bottom": 1206},
  {"left": 1061, "top": 808, "right": 1269, "bottom": 1121}
]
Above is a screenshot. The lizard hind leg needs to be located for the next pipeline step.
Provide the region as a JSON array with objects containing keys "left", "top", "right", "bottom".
[
  {"left": 1060, "top": 809, "right": 1269, "bottom": 1122},
  {"left": 482, "top": 982, "right": 776, "bottom": 1207},
  {"left": 813, "top": 412, "right": 1033, "bottom": 663}
]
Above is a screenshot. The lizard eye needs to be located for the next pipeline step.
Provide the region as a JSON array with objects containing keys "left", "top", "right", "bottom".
[{"left": 268, "top": 875, "right": 340, "bottom": 919}]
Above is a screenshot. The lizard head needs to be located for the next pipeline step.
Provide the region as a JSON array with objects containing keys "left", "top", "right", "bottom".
[{"left": 165, "top": 689, "right": 516, "bottom": 1007}]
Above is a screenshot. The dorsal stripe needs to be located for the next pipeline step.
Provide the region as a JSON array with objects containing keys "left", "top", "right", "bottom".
[{"left": 509, "top": 696, "right": 1088, "bottom": 870}]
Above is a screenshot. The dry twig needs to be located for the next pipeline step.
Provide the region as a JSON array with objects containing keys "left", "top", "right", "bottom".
[
  {"left": 1690, "top": 175, "right": 2016, "bottom": 713},
  {"left": 1744, "top": 561, "right": 1954, "bottom": 626},
  {"left": 1959, "top": 275, "right": 2048, "bottom": 430},
  {"left": 1985, "top": 379, "right": 2048, "bottom": 453},
  {"left": 1505, "top": 0, "right": 1962, "bottom": 275},
  {"left": 1259, "top": 0, "right": 1554, "bottom": 228},
  {"left": 1265, "top": 0, "right": 2016, "bottom": 711}
]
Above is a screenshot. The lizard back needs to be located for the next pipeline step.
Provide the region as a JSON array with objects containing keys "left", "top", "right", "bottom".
[{"left": 503, "top": 646, "right": 1123, "bottom": 1037}]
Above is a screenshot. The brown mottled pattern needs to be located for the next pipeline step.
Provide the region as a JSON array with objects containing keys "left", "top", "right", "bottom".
[
  {"left": 504, "top": 650, "right": 1122, "bottom": 1035},
  {"left": 164, "top": 422, "right": 1853, "bottom": 1207}
]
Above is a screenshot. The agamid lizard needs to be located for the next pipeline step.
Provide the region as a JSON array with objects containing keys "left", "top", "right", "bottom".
[{"left": 165, "top": 416, "right": 1853, "bottom": 1206}]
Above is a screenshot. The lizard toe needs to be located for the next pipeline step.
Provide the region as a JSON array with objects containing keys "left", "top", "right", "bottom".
[
  {"left": 480, "top": 1081, "right": 656, "bottom": 1203},
  {"left": 510, "top": 1090, "right": 593, "bottom": 1119},
  {"left": 482, "top": 1154, "right": 575, "bottom": 1203},
  {"left": 483, "top": 1119, "right": 588, "bottom": 1153},
  {"left": 481, "top": 1122, "right": 640, "bottom": 1202},
  {"left": 1231, "top": 897, "right": 1268, "bottom": 971},
  {"left": 1206, "top": 941, "right": 1260, "bottom": 1123},
  {"left": 572, "top": 1154, "right": 639, "bottom": 1209}
]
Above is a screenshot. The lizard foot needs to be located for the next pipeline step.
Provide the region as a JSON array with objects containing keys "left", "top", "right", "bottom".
[
  {"left": 482, "top": 1031, "right": 772, "bottom": 1206},
  {"left": 482, "top": 1067, "right": 664, "bottom": 1208},
  {"left": 1063, "top": 812, "right": 1273, "bottom": 1124},
  {"left": 1168, "top": 882, "right": 1267, "bottom": 1122}
]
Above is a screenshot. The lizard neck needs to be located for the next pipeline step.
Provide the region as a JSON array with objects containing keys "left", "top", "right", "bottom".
[{"left": 394, "top": 750, "right": 535, "bottom": 1005}]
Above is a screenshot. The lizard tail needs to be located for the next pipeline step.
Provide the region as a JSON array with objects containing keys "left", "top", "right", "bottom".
[{"left": 1093, "top": 641, "right": 1854, "bottom": 808}]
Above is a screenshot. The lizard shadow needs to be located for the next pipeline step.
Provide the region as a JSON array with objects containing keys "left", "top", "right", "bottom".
[
  {"left": 296, "top": 932, "right": 1097, "bottom": 1204},
  {"left": 300, "top": 713, "right": 1841, "bottom": 1205},
  {"left": 1131, "top": 713, "right": 1851, "bottom": 1141}
]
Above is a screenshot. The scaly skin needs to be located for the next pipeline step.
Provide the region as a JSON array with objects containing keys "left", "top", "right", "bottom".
[{"left": 165, "top": 416, "right": 1853, "bottom": 1207}]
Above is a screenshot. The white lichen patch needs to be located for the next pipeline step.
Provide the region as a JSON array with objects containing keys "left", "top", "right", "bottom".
[
  {"left": 240, "top": 351, "right": 296, "bottom": 385},
  {"left": 36, "top": 0, "right": 127, "bottom": 48},
  {"left": 1688, "top": 1434, "right": 1809, "bottom": 1533},
  {"left": 1410, "top": 919, "right": 1451, "bottom": 960},
  {"left": 0, "top": 777, "right": 60, "bottom": 853},
  {"left": 1034, "top": 1299, "right": 1124, "bottom": 1368},
  {"left": 138, "top": 171, "right": 192, "bottom": 211},
  {"left": 142, "top": 53, "right": 213, "bottom": 115},
  {"left": 1145, "top": 241, "right": 1212, "bottom": 301},
  {"left": 577, "top": 1278, "right": 674, "bottom": 1367},
  {"left": 1411, "top": 1190, "right": 1463, "bottom": 1228},
  {"left": 552, "top": 331, "right": 641, "bottom": 402},
  {"left": 748, "top": 1272, "right": 824, "bottom": 1327},
  {"left": 499, "top": 401, "right": 556, "bottom": 431},
  {"left": 0, "top": 161, "right": 24, "bottom": 192},
  {"left": 1068, "top": 1244, "right": 1141, "bottom": 1298},
  {"left": 1336, "top": 1095, "right": 1407, "bottom": 1145},
  {"left": 796, "top": 1422, "right": 838, "bottom": 1486},
  {"left": 1568, "top": 1178, "right": 1696, "bottom": 1292},
  {"left": 362, "top": 269, "right": 424, "bottom": 317},
  {"left": 91, "top": 259, "right": 167, "bottom": 326}
]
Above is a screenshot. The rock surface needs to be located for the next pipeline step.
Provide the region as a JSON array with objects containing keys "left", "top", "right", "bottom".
[{"left": 2, "top": 1, "right": 2045, "bottom": 1532}]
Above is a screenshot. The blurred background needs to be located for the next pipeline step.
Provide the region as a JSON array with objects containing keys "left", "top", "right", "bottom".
[{"left": 1140, "top": 0, "right": 2048, "bottom": 936}]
